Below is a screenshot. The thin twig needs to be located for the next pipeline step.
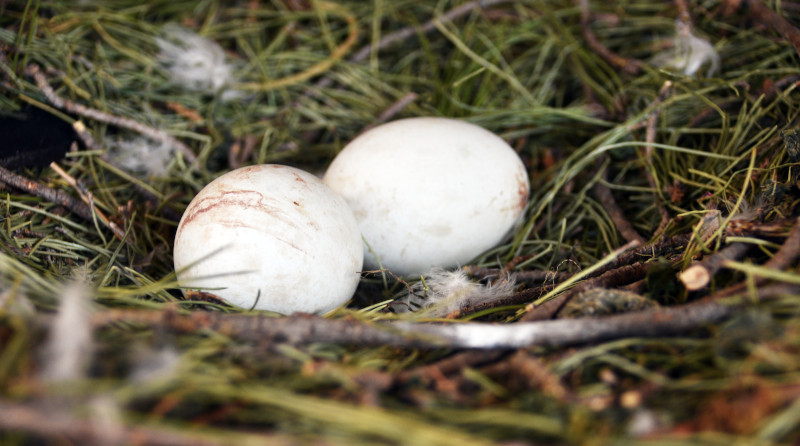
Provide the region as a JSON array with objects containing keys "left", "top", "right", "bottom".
[
  {"left": 25, "top": 64, "right": 196, "bottom": 163},
  {"left": 745, "top": 0, "right": 800, "bottom": 59},
  {"left": 643, "top": 81, "right": 674, "bottom": 235},
  {"left": 464, "top": 266, "right": 571, "bottom": 285},
  {"left": 0, "top": 402, "right": 290, "bottom": 446},
  {"left": 0, "top": 164, "right": 92, "bottom": 220},
  {"left": 521, "top": 262, "right": 650, "bottom": 321},
  {"left": 480, "top": 350, "right": 570, "bottom": 400},
  {"left": 465, "top": 232, "right": 693, "bottom": 286},
  {"left": 674, "top": 0, "right": 691, "bottom": 23},
  {"left": 577, "top": 0, "right": 642, "bottom": 75},
  {"left": 712, "top": 216, "right": 800, "bottom": 299},
  {"left": 443, "top": 283, "right": 558, "bottom": 319},
  {"left": 50, "top": 162, "right": 126, "bottom": 241},
  {"left": 679, "top": 242, "right": 752, "bottom": 291},
  {"left": 593, "top": 156, "right": 646, "bottom": 244},
  {"left": 396, "top": 350, "right": 506, "bottom": 385},
  {"left": 362, "top": 93, "right": 418, "bottom": 133}
]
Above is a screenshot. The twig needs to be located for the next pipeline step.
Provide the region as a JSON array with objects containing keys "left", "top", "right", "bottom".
[
  {"left": 396, "top": 350, "right": 505, "bottom": 385},
  {"left": 642, "top": 81, "right": 674, "bottom": 235},
  {"left": 466, "top": 232, "right": 693, "bottom": 286},
  {"left": 84, "top": 309, "right": 428, "bottom": 348},
  {"left": 37, "top": 276, "right": 785, "bottom": 350},
  {"left": 0, "top": 164, "right": 92, "bottom": 221},
  {"left": 71, "top": 120, "right": 103, "bottom": 152},
  {"left": 577, "top": 0, "right": 642, "bottom": 75},
  {"left": 712, "top": 216, "right": 800, "bottom": 298},
  {"left": 521, "top": 262, "right": 650, "bottom": 321},
  {"left": 24, "top": 64, "right": 197, "bottom": 163},
  {"left": 479, "top": 351, "right": 570, "bottom": 400},
  {"left": 464, "top": 266, "right": 571, "bottom": 285},
  {"left": 443, "top": 283, "right": 558, "bottom": 319},
  {"left": 745, "top": 0, "right": 800, "bottom": 59},
  {"left": 679, "top": 242, "right": 752, "bottom": 291},
  {"left": 50, "top": 162, "right": 126, "bottom": 241},
  {"left": 593, "top": 157, "right": 646, "bottom": 244},
  {"left": 363, "top": 93, "right": 418, "bottom": 132},
  {"left": 0, "top": 401, "right": 288, "bottom": 446},
  {"left": 674, "top": 0, "right": 691, "bottom": 23}
]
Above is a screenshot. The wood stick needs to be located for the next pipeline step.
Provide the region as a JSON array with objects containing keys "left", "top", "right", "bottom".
[
  {"left": 35, "top": 280, "right": 792, "bottom": 350},
  {"left": 25, "top": 64, "right": 196, "bottom": 164},
  {"left": 0, "top": 401, "right": 290, "bottom": 446},
  {"left": 679, "top": 242, "right": 752, "bottom": 291},
  {"left": 593, "top": 157, "right": 646, "bottom": 244},
  {"left": 712, "top": 216, "right": 800, "bottom": 299},
  {"left": 746, "top": 0, "right": 800, "bottom": 59},
  {"left": 0, "top": 163, "right": 92, "bottom": 220},
  {"left": 577, "top": 0, "right": 642, "bottom": 75}
]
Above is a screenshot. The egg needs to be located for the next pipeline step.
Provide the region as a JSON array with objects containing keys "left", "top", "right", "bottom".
[
  {"left": 323, "top": 117, "right": 529, "bottom": 276},
  {"left": 173, "top": 164, "right": 363, "bottom": 315}
]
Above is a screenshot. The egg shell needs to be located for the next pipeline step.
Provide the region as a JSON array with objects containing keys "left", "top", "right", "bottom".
[
  {"left": 323, "top": 117, "right": 529, "bottom": 276},
  {"left": 173, "top": 164, "right": 363, "bottom": 315}
]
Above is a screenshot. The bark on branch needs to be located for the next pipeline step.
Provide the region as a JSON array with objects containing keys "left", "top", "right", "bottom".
[{"left": 33, "top": 282, "right": 796, "bottom": 351}]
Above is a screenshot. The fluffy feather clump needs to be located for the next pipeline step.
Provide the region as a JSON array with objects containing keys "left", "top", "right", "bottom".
[
  {"left": 156, "top": 24, "right": 237, "bottom": 97},
  {"left": 0, "top": 289, "right": 34, "bottom": 316},
  {"left": 392, "top": 268, "right": 515, "bottom": 318},
  {"left": 109, "top": 137, "right": 174, "bottom": 177},
  {"left": 40, "top": 274, "right": 94, "bottom": 382},
  {"left": 655, "top": 20, "right": 720, "bottom": 77},
  {"left": 129, "top": 345, "right": 182, "bottom": 383}
]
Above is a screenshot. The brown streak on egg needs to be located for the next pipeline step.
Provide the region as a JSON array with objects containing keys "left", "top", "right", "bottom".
[
  {"left": 180, "top": 190, "right": 301, "bottom": 231},
  {"left": 517, "top": 173, "right": 529, "bottom": 211}
]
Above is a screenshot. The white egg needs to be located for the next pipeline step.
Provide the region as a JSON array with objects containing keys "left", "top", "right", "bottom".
[
  {"left": 323, "top": 117, "right": 529, "bottom": 276},
  {"left": 173, "top": 164, "right": 363, "bottom": 315}
]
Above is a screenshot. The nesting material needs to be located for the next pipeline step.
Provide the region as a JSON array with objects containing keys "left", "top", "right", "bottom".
[
  {"left": 109, "top": 137, "right": 174, "bottom": 177},
  {"left": 324, "top": 117, "right": 530, "bottom": 276},
  {"left": 559, "top": 288, "right": 659, "bottom": 318},
  {"left": 156, "top": 24, "right": 238, "bottom": 97},
  {"left": 392, "top": 268, "right": 515, "bottom": 318},
  {"left": 173, "top": 165, "right": 364, "bottom": 315},
  {"left": 40, "top": 279, "right": 94, "bottom": 382},
  {"left": 654, "top": 20, "right": 720, "bottom": 77}
]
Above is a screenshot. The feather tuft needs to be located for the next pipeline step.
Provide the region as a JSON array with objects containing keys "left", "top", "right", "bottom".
[
  {"left": 156, "top": 24, "right": 236, "bottom": 94},
  {"left": 393, "top": 268, "right": 515, "bottom": 318},
  {"left": 654, "top": 20, "right": 720, "bottom": 77},
  {"left": 40, "top": 273, "right": 94, "bottom": 382},
  {"left": 110, "top": 137, "right": 174, "bottom": 177}
]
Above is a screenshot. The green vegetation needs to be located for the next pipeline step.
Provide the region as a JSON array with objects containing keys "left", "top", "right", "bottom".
[{"left": 1, "top": 0, "right": 800, "bottom": 444}]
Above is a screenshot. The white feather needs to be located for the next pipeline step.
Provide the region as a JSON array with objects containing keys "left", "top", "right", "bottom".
[
  {"left": 40, "top": 278, "right": 93, "bottom": 382},
  {"left": 129, "top": 345, "right": 181, "bottom": 383},
  {"left": 655, "top": 21, "right": 720, "bottom": 77},
  {"left": 110, "top": 137, "right": 174, "bottom": 177},
  {"left": 88, "top": 396, "right": 125, "bottom": 444},
  {"left": 393, "top": 268, "right": 515, "bottom": 318},
  {"left": 156, "top": 24, "right": 235, "bottom": 93}
]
